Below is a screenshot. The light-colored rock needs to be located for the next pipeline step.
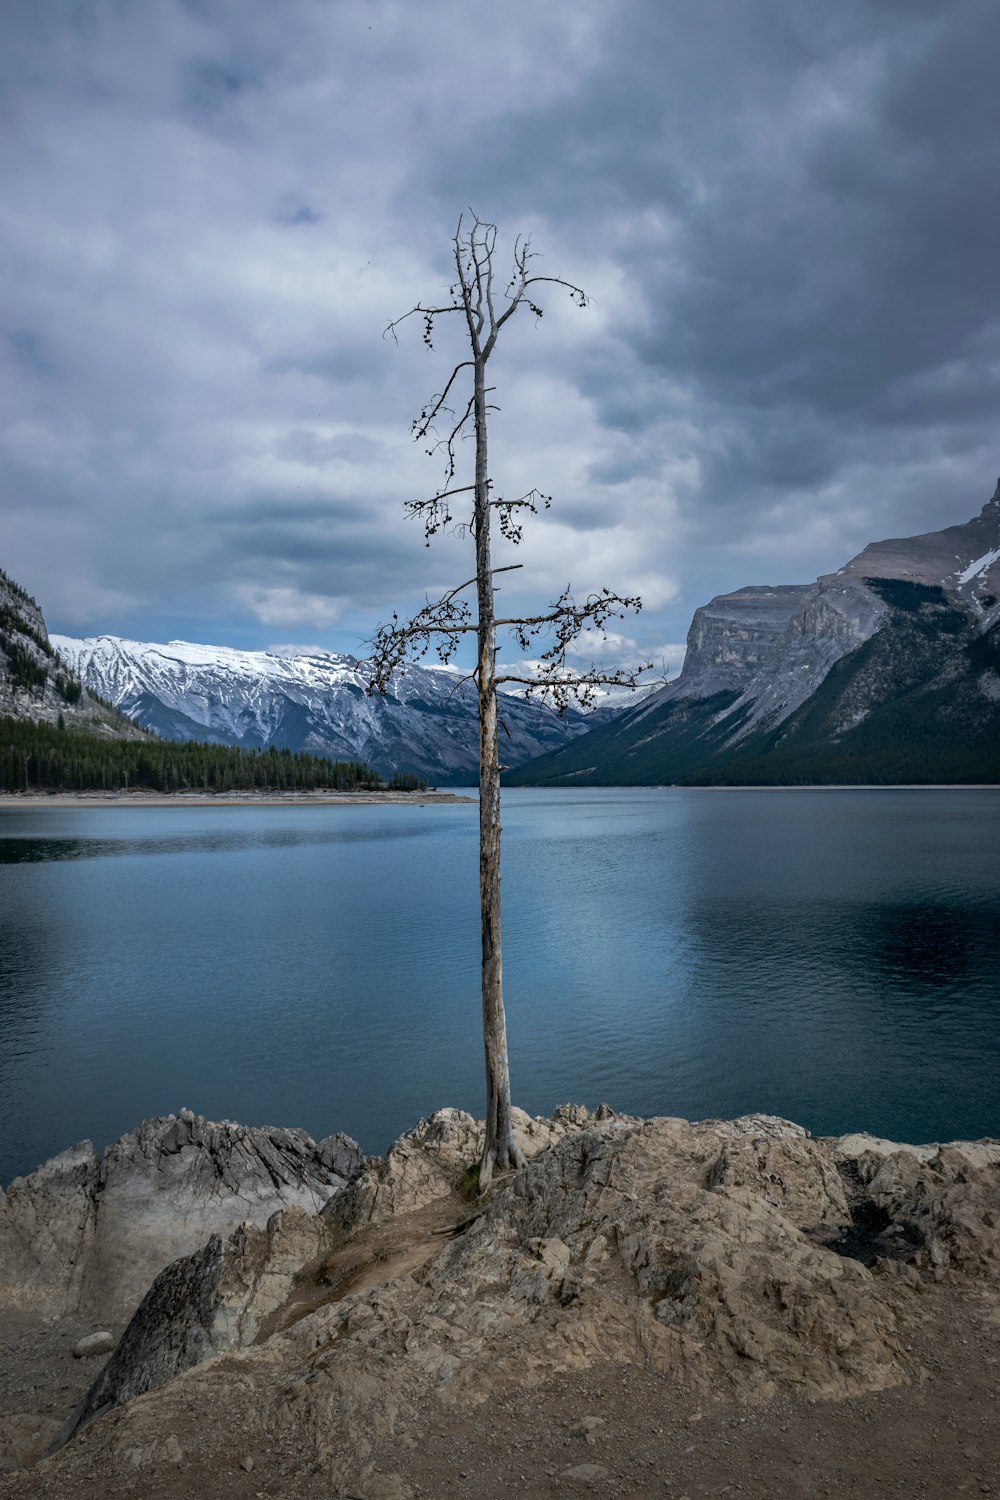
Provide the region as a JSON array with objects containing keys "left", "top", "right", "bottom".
[
  {"left": 573, "top": 1415, "right": 605, "bottom": 1446},
  {"left": 708, "top": 1114, "right": 851, "bottom": 1229},
  {"left": 72, "top": 1331, "right": 114, "bottom": 1359},
  {"left": 21, "top": 1105, "right": 1000, "bottom": 1497},
  {"left": 0, "top": 1110, "right": 361, "bottom": 1323},
  {"left": 323, "top": 1104, "right": 614, "bottom": 1235},
  {"left": 66, "top": 1106, "right": 612, "bottom": 1434}
]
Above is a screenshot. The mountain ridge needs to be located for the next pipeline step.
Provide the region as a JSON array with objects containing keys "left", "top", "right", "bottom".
[
  {"left": 52, "top": 633, "right": 616, "bottom": 784},
  {"left": 0, "top": 568, "right": 145, "bottom": 741},
  {"left": 507, "top": 482, "right": 1000, "bottom": 786}
]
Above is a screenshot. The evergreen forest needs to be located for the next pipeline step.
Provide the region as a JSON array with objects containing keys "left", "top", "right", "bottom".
[{"left": 0, "top": 716, "right": 382, "bottom": 794}]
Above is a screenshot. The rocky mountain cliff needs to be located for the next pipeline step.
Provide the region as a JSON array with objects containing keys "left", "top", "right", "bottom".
[
  {"left": 509, "top": 481, "right": 1000, "bottom": 785},
  {"left": 51, "top": 634, "right": 613, "bottom": 783},
  {"left": 0, "top": 570, "right": 142, "bottom": 740}
]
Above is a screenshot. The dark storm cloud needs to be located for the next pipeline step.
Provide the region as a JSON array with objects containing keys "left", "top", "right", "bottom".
[
  {"left": 1, "top": 0, "right": 997, "bottom": 661},
  {"left": 422, "top": 0, "right": 1000, "bottom": 555}
]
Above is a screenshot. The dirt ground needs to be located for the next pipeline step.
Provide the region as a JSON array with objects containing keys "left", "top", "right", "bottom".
[{"left": 1, "top": 1280, "right": 996, "bottom": 1500}]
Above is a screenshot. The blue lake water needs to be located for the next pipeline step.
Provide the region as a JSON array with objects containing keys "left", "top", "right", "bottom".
[{"left": 1, "top": 787, "right": 998, "bottom": 1185}]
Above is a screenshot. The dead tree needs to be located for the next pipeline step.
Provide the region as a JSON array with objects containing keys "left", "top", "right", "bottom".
[{"left": 369, "top": 214, "right": 649, "bottom": 1190}]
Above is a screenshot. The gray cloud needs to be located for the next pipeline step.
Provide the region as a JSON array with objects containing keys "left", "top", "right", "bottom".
[{"left": 0, "top": 0, "right": 997, "bottom": 670}]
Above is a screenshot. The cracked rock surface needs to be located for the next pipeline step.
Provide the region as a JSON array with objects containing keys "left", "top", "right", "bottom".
[
  {"left": 1, "top": 1108, "right": 999, "bottom": 1498},
  {"left": 0, "top": 1109, "right": 362, "bottom": 1324}
]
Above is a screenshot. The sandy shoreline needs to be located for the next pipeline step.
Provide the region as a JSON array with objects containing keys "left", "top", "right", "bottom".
[{"left": 0, "top": 790, "right": 475, "bottom": 809}]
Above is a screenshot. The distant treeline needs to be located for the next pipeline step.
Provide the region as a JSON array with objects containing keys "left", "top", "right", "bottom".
[{"left": 0, "top": 716, "right": 381, "bottom": 794}]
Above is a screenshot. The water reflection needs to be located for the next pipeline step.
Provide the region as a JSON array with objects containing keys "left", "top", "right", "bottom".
[{"left": 0, "top": 821, "right": 434, "bottom": 865}]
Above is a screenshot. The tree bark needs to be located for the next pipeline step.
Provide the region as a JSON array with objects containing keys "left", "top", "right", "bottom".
[{"left": 472, "top": 345, "right": 525, "bottom": 1191}]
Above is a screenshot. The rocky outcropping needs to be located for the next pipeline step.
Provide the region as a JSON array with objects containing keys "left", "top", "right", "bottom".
[
  {"left": 61, "top": 1111, "right": 1000, "bottom": 1472},
  {"left": 833, "top": 1132, "right": 1000, "bottom": 1280},
  {"left": 3, "top": 1106, "right": 999, "bottom": 1496},
  {"left": 0, "top": 1110, "right": 362, "bottom": 1325},
  {"left": 66, "top": 1106, "right": 605, "bottom": 1430}
]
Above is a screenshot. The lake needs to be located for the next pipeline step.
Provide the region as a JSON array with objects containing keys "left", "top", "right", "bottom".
[{"left": 1, "top": 788, "right": 998, "bottom": 1185}]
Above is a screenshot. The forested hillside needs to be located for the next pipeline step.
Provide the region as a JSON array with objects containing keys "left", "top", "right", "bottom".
[
  {"left": 0, "top": 565, "right": 144, "bottom": 739},
  {"left": 0, "top": 716, "right": 380, "bottom": 794}
]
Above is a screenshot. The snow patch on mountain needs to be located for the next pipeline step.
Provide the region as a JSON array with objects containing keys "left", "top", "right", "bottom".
[
  {"left": 50, "top": 634, "right": 608, "bottom": 783},
  {"left": 957, "top": 547, "right": 1000, "bottom": 586}
]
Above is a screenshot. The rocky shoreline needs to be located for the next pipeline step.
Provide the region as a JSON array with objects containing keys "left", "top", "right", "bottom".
[{"left": 1, "top": 1107, "right": 998, "bottom": 1497}]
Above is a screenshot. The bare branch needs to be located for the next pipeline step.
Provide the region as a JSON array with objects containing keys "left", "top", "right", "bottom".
[
  {"left": 367, "top": 597, "right": 476, "bottom": 694},
  {"left": 524, "top": 273, "right": 590, "bottom": 309},
  {"left": 384, "top": 302, "right": 463, "bottom": 347},
  {"left": 411, "top": 361, "right": 474, "bottom": 443},
  {"left": 497, "top": 585, "right": 643, "bottom": 639},
  {"left": 496, "top": 660, "right": 655, "bottom": 714},
  {"left": 366, "top": 566, "right": 525, "bottom": 691},
  {"left": 444, "top": 671, "right": 477, "bottom": 705}
]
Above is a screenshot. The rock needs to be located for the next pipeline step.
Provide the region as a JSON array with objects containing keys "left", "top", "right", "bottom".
[
  {"left": 72, "top": 1331, "right": 115, "bottom": 1359},
  {"left": 317, "top": 1132, "right": 369, "bottom": 1181},
  {"left": 832, "top": 1135, "right": 1000, "bottom": 1278},
  {"left": 355, "top": 1472, "right": 412, "bottom": 1499},
  {"left": 560, "top": 1461, "right": 611, "bottom": 1487},
  {"left": 71, "top": 1204, "right": 329, "bottom": 1434},
  {"left": 708, "top": 1115, "right": 851, "bottom": 1229},
  {"left": 399, "top": 1115, "right": 907, "bottom": 1405},
  {"left": 323, "top": 1108, "right": 481, "bottom": 1232},
  {"left": 69, "top": 1107, "right": 610, "bottom": 1436},
  {"left": 20, "top": 1106, "right": 1000, "bottom": 1492},
  {"left": 240, "top": 1453, "right": 254, "bottom": 1472},
  {"left": 0, "top": 1111, "right": 360, "bottom": 1323},
  {"left": 324, "top": 1104, "right": 622, "bottom": 1235}
]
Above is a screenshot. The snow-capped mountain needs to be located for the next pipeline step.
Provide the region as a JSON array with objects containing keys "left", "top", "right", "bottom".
[{"left": 49, "top": 635, "right": 610, "bottom": 782}]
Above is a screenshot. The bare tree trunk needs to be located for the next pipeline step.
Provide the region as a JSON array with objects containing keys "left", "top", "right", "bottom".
[
  {"left": 473, "top": 349, "right": 525, "bottom": 1191},
  {"left": 373, "top": 218, "right": 643, "bottom": 1189}
]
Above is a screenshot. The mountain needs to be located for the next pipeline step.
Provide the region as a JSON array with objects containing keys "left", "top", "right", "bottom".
[
  {"left": 0, "top": 568, "right": 143, "bottom": 740},
  {"left": 51, "top": 634, "right": 615, "bottom": 783},
  {"left": 507, "top": 481, "right": 1000, "bottom": 786}
]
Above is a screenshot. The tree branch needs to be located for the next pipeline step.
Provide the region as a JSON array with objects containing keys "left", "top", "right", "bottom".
[
  {"left": 496, "top": 660, "right": 654, "bottom": 713},
  {"left": 384, "top": 302, "right": 464, "bottom": 347},
  {"left": 366, "top": 566, "right": 525, "bottom": 690},
  {"left": 411, "top": 362, "right": 474, "bottom": 444}
]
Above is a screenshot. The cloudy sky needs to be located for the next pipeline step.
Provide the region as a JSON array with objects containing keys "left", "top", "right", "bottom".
[{"left": 2, "top": 0, "right": 998, "bottom": 679}]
